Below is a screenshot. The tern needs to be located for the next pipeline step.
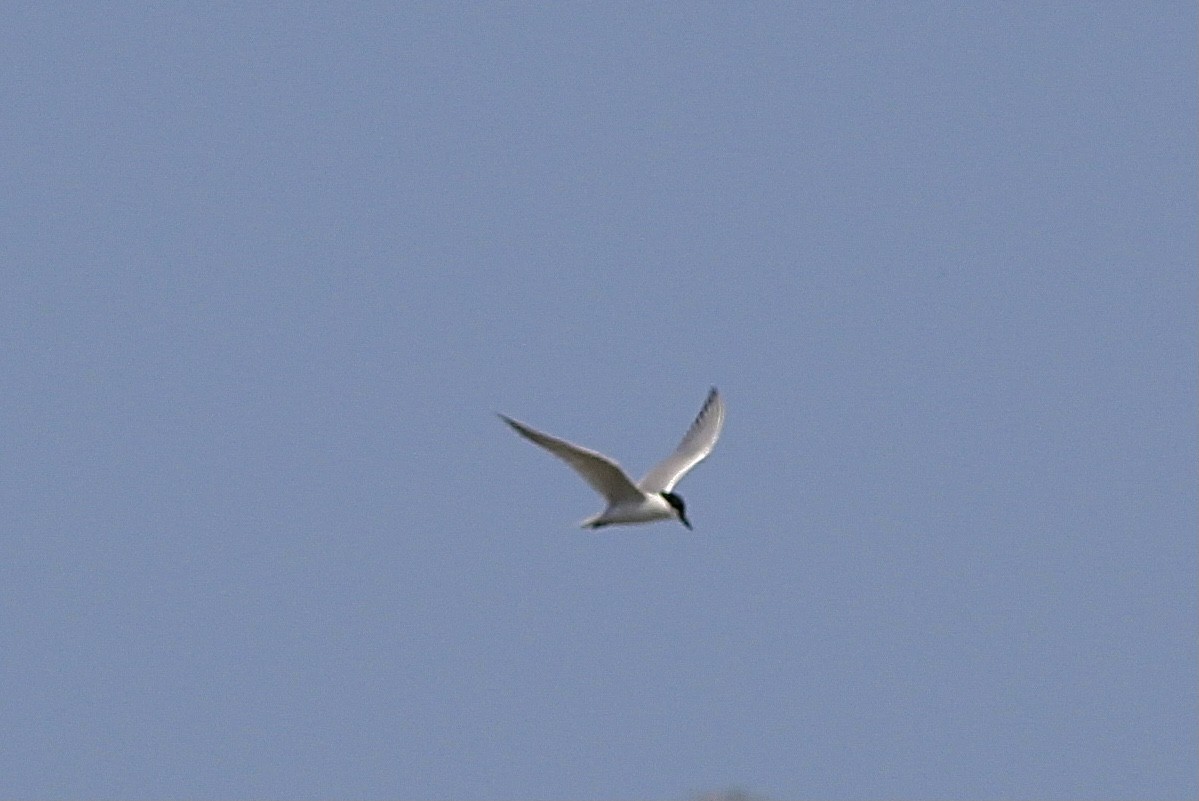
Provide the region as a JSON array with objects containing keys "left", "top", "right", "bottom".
[{"left": 500, "top": 387, "right": 724, "bottom": 530}]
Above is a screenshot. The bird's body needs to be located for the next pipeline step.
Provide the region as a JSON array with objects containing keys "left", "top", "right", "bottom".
[
  {"left": 500, "top": 387, "right": 724, "bottom": 530},
  {"left": 578, "top": 493, "right": 678, "bottom": 529}
]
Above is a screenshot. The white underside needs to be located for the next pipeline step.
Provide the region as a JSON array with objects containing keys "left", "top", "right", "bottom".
[{"left": 580, "top": 493, "right": 676, "bottom": 528}]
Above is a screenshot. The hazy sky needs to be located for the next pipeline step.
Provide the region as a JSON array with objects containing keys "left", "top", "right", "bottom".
[{"left": 2, "top": 4, "right": 1195, "bottom": 799}]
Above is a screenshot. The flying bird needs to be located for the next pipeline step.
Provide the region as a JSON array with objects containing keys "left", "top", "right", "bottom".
[{"left": 499, "top": 387, "right": 725, "bottom": 530}]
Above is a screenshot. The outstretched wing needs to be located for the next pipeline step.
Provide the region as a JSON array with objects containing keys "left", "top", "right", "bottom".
[
  {"left": 499, "top": 414, "right": 645, "bottom": 504},
  {"left": 638, "top": 387, "right": 725, "bottom": 493}
]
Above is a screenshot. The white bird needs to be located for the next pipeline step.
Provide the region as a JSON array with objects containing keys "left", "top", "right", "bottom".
[{"left": 499, "top": 388, "right": 725, "bottom": 530}]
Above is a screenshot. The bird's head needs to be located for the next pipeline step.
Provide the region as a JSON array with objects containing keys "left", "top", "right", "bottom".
[{"left": 660, "top": 491, "right": 691, "bottom": 530}]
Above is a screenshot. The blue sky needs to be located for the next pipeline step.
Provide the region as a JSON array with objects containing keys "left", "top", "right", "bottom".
[{"left": 2, "top": 4, "right": 1195, "bottom": 799}]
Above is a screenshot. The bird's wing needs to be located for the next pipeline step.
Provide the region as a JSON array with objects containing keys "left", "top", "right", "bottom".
[
  {"left": 638, "top": 387, "right": 725, "bottom": 493},
  {"left": 499, "top": 415, "right": 645, "bottom": 504}
]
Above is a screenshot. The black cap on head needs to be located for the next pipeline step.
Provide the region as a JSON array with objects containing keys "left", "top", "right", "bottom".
[{"left": 660, "top": 491, "right": 692, "bottom": 530}]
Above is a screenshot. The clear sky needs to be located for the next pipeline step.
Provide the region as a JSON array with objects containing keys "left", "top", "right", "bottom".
[{"left": 2, "top": 4, "right": 1195, "bottom": 799}]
